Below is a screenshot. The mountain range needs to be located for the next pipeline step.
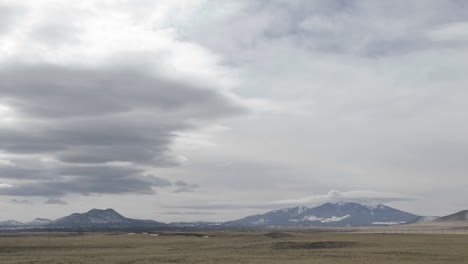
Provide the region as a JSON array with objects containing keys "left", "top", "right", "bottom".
[
  {"left": 0, "top": 208, "right": 167, "bottom": 230},
  {"left": 224, "top": 202, "right": 419, "bottom": 227},
  {"left": 0, "top": 202, "right": 466, "bottom": 230}
]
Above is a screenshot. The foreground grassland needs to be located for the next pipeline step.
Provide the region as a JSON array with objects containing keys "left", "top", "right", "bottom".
[{"left": 0, "top": 231, "right": 467, "bottom": 263}]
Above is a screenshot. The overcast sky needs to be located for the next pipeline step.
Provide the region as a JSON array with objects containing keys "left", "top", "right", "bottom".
[{"left": 1, "top": 0, "right": 468, "bottom": 222}]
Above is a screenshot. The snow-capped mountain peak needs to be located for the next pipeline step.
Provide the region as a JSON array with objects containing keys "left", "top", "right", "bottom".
[
  {"left": 336, "top": 201, "right": 386, "bottom": 210},
  {"left": 358, "top": 201, "right": 386, "bottom": 210},
  {"left": 27, "top": 218, "right": 53, "bottom": 226},
  {"left": 0, "top": 220, "right": 25, "bottom": 227},
  {"left": 225, "top": 202, "right": 419, "bottom": 227},
  {"left": 296, "top": 205, "right": 308, "bottom": 215}
]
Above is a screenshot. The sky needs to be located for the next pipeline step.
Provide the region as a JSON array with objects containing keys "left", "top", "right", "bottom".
[{"left": 1, "top": 0, "right": 468, "bottom": 222}]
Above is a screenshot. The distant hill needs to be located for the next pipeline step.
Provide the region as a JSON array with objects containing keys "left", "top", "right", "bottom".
[
  {"left": 405, "top": 216, "right": 440, "bottom": 224},
  {"left": 27, "top": 218, "right": 53, "bottom": 226},
  {"left": 0, "top": 220, "right": 26, "bottom": 227},
  {"left": 0, "top": 209, "right": 167, "bottom": 230},
  {"left": 52, "top": 208, "right": 167, "bottom": 228},
  {"left": 0, "top": 203, "right": 429, "bottom": 230},
  {"left": 168, "top": 221, "right": 222, "bottom": 228},
  {"left": 224, "top": 202, "right": 419, "bottom": 227},
  {"left": 433, "top": 210, "right": 468, "bottom": 222}
]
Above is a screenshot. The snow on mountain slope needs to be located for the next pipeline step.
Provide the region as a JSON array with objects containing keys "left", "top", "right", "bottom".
[
  {"left": 433, "top": 210, "right": 468, "bottom": 222},
  {"left": 0, "top": 220, "right": 25, "bottom": 227},
  {"left": 27, "top": 218, "right": 53, "bottom": 226},
  {"left": 224, "top": 202, "right": 419, "bottom": 227}
]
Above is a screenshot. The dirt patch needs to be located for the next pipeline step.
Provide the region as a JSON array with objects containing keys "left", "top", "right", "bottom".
[
  {"left": 273, "top": 241, "right": 356, "bottom": 250},
  {"left": 0, "top": 244, "right": 134, "bottom": 253},
  {"left": 159, "top": 232, "right": 210, "bottom": 238},
  {"left": 263, "top": 232, "right": 294, "bottom": 239},
  {"left": 373, "top": 251, "right": 433, "bottom": 257}
]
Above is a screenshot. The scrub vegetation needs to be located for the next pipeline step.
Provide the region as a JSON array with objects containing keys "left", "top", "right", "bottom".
[{"left": 0, "top": 231, "right": 467, "bottom": 263}]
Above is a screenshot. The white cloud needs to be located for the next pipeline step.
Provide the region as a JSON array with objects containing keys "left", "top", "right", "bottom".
[
  {"left": 273, "top": 190, "right": 416, "bottom": 206},
  {"left": 0, "top": 159, "right": 15, "bottom": 167},
  {"left": 427, "top": 22, "right": 468, "bottom": 42}
]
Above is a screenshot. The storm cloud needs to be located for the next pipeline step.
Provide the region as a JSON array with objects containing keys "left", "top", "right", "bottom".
[
  {"left": 0, "top": 64, "right": 243, "bottom": 197},
  {"left": 176, "top": 0, "right": 468, "bottom": 59}
]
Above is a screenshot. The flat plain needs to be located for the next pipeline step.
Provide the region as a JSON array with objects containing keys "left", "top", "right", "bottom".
[{"left": 0, "top": 230, "right": 467, "bottom": 264}]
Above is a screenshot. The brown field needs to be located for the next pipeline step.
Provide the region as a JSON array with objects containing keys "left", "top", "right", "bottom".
[
  {"left": 273, "top": 221, "right": 468, "bottom": 234},
  {"left": 0, "top": 229, "right": 467, "bottom": 264}
]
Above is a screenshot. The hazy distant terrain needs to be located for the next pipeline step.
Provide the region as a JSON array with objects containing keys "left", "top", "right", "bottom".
[
  {"left": 1, "top": 205, "right": 467, "bottom": 263},
  {"left": 0, "top": 231, "right": 467, "bottom": 263},
  {"left": 434, "top": 210, "right": 468, "bottom": 223},
  {"left": 225, "top": 202, "right": 419, "bottom": 227},
  {"left": 0, "top": 202, "right": 427, "bottom": 230}
]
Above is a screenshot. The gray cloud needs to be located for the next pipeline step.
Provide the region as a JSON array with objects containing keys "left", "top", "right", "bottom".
[
  {"left": 0, "top": 164, "right": 175, "bottom": 197},
  {"left": 2, "top": 0, "right": 468, "bottom": 220},
  {"left": 0, "top": 66, "right": 241, "bottom": 173},
  {"left": 190, "top": 161, "right": 306, "bottom": 190},
  {"left": 0, "top": 166, "right": 50, "bottom": 180},
  {"left": 173, "top": 180, "right": 199, "bottom": 193},
  {"left": 0, "top": 64, "right": 241, "bottom": 197},
  {"left": 171, "top": 0, "right": 468, "bottom": 184},
  {"left": 44, "top": 197, "right": 67, "bottom": 205},
  {"left": 166, "top": 190, "right": 416, "bottom": 211},
  {"left": 164, "top": 203, "right": 275, "bottom": 210},
  {"left": 0, "top": 4, "right": 23, "bottom": 34},
  {"left": 10, "top": 199, "right": 32, "bottom": 204},
  {"left": 274, "top": 190, "right": 417, "bottom": 206},
  {"left": 29, "top": 17, "right": 82, "bottom": 47},
  {"left": 176, "top": 0, "right": 468, "bottom": 58},
  {"left": 0, "top": 65, "right": 241, "bottom": 119},
  {"left": 162, "top": 211, "right": 216, "bottom": 216}
]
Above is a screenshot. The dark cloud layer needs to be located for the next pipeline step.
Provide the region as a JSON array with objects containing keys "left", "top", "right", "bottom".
[
  {"left": 0, "top": 164, "right": 173, "bottom": 197},
  {"left": 10, "top": 199, "right": 32, "bottom": 204},
  {"left": 173, "top": 180, "right": 200, "bottom": 193},
  {"left": 0, "top": 64, "right": 243, "bottom": 197},
  {"left": 44, "top": 197, "right": 67, "bottom": 205},
  {"left": 179, "top": 0, "right": 468, "bottom": 58},
  {"left": 0, "top": 65, "right": 240, "bottom": 119}
]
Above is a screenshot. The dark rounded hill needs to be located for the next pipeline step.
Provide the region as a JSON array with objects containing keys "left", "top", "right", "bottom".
[
  {"left": 433, "top": 210, "right": 468, "bottom": 222},
  {"left": 53, "top": 208, "right": 167, "bottom": 228}
]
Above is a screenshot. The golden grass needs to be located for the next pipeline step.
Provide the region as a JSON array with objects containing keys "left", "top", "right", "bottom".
[
  {"left": 268, "top": 221, "right": 468, "bottom": 234},
  {"left": 0, "top": 231, "right": 467, "bottom": 263}
]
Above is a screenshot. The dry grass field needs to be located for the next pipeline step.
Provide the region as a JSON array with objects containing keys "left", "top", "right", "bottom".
[{"left": 0, "top": 230, "right": 467, "bottom": 264}]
